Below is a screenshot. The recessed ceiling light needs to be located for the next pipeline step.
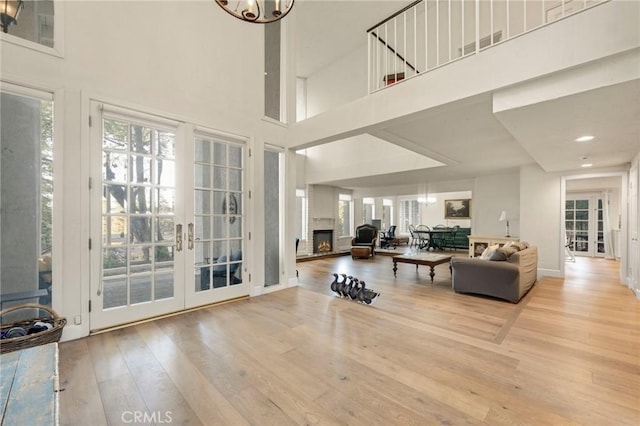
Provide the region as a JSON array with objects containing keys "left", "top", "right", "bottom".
[
  {"left": 581, "top": 163, "right": 593, "bottom": 168},
  {"left": 575, "top": 135, "right": 594, "bottom": 142}
]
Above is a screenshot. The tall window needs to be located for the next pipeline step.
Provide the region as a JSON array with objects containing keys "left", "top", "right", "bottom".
[
  {"left": 264, "top": 21, "right": 281, "bottom": 121},
  {"left": 382, "top": 199, "right": 393, "bottom": 230},
  {"left": 296, "top": 78, "right": 307, "bottom": 122},
  {"left": 264, "top": 149, "right": 282, "bottom": 287},
  {"left": 338, "top": 194, "right": 352, "bottom": 237},
  {"left": 399, "top": 199, "right": 420, "bottom": 234},
  {"left": 296, "top": 189, "right": 307, "bottom": 241},
  {"left": 1, "top": 88, "right": 54, "bottom": 307},
  {"left": 3, "top": 0, "right": 55, "bottom": 48},
  {"left": 362, "top": 197, "right": 375, "bottom": 224}
]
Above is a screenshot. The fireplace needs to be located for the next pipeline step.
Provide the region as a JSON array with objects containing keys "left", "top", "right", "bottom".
[{"left": 313, "top": 229, "right": 334, "bottom": 253}]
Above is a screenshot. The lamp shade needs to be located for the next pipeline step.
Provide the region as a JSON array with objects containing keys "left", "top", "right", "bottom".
[
  {"left": 498, "top": 210, "right": 508, "bottom": 222},
  {"left": 0, "top": 0, "right": 23, "bottom": 33}
]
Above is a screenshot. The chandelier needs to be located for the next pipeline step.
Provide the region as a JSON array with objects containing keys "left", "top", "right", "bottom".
[
  {"left": 1, "top": 0, "right": 23, "bottom": 33},
  {"left": 215, "top": 0, "right": 294, "bottom": 24}
]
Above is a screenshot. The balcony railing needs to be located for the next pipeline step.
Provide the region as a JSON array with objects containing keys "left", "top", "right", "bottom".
[{"left": 368, "top": 0, "right": 608, "bottom": 92}]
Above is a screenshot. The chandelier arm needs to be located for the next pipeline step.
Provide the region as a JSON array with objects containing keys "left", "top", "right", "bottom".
[{"left": 216, "top": 0, "right": 294, "bottom": 24}]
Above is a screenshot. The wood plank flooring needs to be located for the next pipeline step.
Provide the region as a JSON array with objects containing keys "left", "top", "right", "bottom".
[{"left": 58, "top": 254, "right": 640, "bottom": 425}]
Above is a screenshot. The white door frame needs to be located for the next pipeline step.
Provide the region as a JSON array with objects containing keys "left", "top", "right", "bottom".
[
  {"left": 89, "top": 100, "right": 186, "bottom": 331},
  {"left": 561, "top": 172, "right": 628, "bottom": 284},
  {"left": 183, "top": 127, "right": 250, "bottom": 308}
]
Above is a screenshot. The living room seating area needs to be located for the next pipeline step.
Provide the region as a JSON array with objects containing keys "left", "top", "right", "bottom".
[{"left": 451, "top": 242, "right": 538, "bottom": 303}]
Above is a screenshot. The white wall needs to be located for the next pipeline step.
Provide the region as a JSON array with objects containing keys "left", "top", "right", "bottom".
[
  {"left": 306, "top": 45, "right": 368, "bottom": 118},
  {"left": 473, "top": 171, "right": 520, "bottom": 236},
  {"left": 1, "top": 1, "right": 271, "bottom": 340},
  {"left": 419, "top": 191, "right": 472, "bottom": 229},
  {"left": 520, "top": 164, "right": 563, "bottom": 277}
]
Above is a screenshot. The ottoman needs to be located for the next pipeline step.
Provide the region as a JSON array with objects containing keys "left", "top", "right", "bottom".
[{"left": 351, "top": 246, "right": 372, "bottom": 259}]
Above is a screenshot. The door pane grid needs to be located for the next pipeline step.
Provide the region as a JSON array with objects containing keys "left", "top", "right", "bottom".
[
  {"left": 102, "top": 118, "right": 176, "bottom": 309},
  {"left": 565, "top": 196, "right": 603, "bottom": 257},
  {"left": 194, "top": 137, "right": 244, "bottom": 292},
  {"left": 597, "top": 199, "right": 605, "bottom": 254}
]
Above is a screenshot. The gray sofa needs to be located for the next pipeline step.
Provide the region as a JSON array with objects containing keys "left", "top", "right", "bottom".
[{"left": 450, "top": 245, "right": 538, "bottom": 303}]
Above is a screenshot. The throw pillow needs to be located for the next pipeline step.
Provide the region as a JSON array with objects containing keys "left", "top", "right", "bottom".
[
  {"left": 489, "top": 246, "right": 518, "bottom": 261},
  {"left": 503, "top": 241, "right": 521, "bottom": 251},
  {"left": 480, "top": 244, "right": 500, "bottom": 260},
  {"left": 489, "top": 248, "right": 509, "bottom": 261}
]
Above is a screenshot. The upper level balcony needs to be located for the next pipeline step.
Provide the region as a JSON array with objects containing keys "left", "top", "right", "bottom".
[
  {"left": 289, "top": 0, "right": 638, "bottom": 187},
  {"left": 368, "top": 0, "right": 608, "bottom": 93}
]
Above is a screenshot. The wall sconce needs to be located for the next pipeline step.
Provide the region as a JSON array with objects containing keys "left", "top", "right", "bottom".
[
  {"left": 1, "top": 0, "right": 23, "bottom": 33},
  {"left": 498, "top": 210, "right": 510, "bottom": 237}
]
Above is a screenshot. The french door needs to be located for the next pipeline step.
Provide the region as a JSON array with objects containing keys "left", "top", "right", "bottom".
[
  {"left": 90, "top": 102, "right": 247, "bottom": 330},
  {"left": 565, "top": 195, "right": 605, "bottom": 257},
  {"left": 184, "top": 132, "right": 247, "bottom": 307}
]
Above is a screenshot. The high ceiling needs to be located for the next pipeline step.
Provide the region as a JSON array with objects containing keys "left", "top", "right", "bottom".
[
  {"left": 294, "top": 1, "right": 640, "bottom": 191},
  {"left": 296, "top": 0, "right": 412, "bottom": 77}
]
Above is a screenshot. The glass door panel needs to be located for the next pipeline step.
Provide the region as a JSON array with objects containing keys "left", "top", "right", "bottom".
[
  {"left": 91, "top": 103, "right": 184, "bottom": 330},
  {"left": 186, "top": 134, "right": 246, "bottom": 308},
  {"left": 596, "top": 199, "right": 605, "bottom": 254},
  {"left": 565, "top": 195, "right": 603, "bottom": 258}
]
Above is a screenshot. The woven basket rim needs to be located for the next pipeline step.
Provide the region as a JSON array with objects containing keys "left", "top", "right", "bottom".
[{"left": 0, "top": 303, "right": 66, "bottom": 354}]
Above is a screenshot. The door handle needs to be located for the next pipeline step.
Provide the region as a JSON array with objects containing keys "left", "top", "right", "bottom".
[
  {"left": 176, "top": 224, "right": 183, "bottom": 252},
  {"left": 188, "top": 223, "right": 194, "bottom": 250}
]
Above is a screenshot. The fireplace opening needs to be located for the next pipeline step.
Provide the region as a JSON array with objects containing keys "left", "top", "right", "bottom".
[{"left": 313, "top": 229, "right": 334, "bottom": 253}]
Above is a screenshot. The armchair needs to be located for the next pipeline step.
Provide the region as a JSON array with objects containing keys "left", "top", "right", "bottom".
[
  {"left": 351, "top": 224, "right": 378, "bottom": 257},
  {"left": 380, "top": 225, "right": 397, "bottom": 249}
]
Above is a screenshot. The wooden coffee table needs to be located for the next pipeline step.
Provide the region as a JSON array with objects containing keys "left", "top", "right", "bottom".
[{"left": 392, "top": 253, "right": 453, "bottom": 283}]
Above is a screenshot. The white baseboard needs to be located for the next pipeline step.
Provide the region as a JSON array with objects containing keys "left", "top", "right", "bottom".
[
  {"left": 288, "top": 277, "right": 299, "bottom": 287},
  {"left": 538, "top": 268, "right": 562, "bottom": 278},
  {"left": 60, "top": 324, "right": 87, "bottom": 342}
]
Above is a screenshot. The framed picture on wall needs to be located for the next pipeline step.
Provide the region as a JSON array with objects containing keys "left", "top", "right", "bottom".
[{"left": 444, "top": 199, "right": 471, "bottom": 219}]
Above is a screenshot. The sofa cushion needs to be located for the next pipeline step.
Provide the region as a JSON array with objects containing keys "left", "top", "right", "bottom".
[
  {"left": 489, "top": 246, "right": 518, "bottom": 261},
  {"left": 503, "top": 241, "right": 517, "bottom": 250}
]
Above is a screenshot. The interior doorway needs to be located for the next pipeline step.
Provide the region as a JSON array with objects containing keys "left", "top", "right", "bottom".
[
  {"left": 563, "top": 174, "right": 625, "bottom": 281},
  {"left": 565, "top": 195, "right": 605, "bottom": 258}
]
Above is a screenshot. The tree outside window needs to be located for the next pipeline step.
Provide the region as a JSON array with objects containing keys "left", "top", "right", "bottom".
[
  {"left": 362, "top": 197, "right": 375, "bottom": 225},
  {"left": 382, "top": 199, "right": 393, "bottom": 230},
  {"left": 338, "top": 194, "right": 352, "bottom": 237},
  {"left": 296, "top": 189, "right": 307, "bottom": 240}
]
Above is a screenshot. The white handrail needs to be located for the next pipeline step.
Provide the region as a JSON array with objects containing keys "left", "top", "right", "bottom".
[{"left": 368, "top": 0, "right": 608, "bottom": 93}]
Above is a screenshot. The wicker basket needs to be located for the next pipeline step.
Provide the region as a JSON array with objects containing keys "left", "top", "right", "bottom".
[{"left": 0, "top": 303, "right": 66, "bottom": 354}]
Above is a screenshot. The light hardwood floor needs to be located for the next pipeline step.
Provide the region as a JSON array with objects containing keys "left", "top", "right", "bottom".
[{"left": 59, "top": 254, "right": 640, "bottom": 425}]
